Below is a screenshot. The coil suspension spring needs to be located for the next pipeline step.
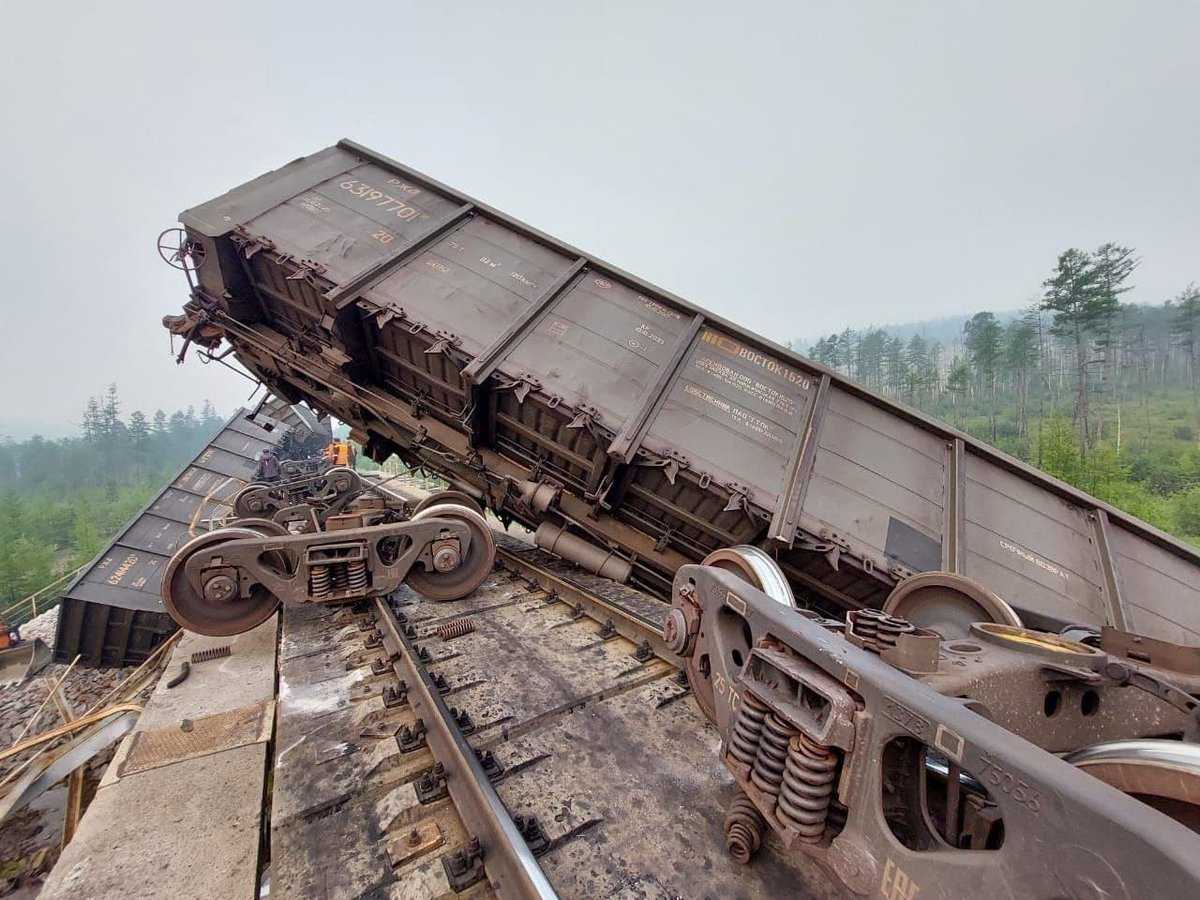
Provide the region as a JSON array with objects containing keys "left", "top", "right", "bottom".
[
  {"left": 331, "top": 563, "right": 350, "bottom": 591},
  {"left": 750, "top": 712, "right": 797, "bottom": 798},
  {"left": 875, "top": 615, "right": 915, "bottom": 651},
  {"left": 776, "top": 732, "right": 838, "bottom": 843},
  {"left": 346, "top": 559, "right": 368, "bottom": 592},
  {"left": 724, "top": 791, "right": 766, "bottom": 865},
  {"left": 729, "top": 691, "right": 769, "bottom": 767},
  {"left": 310, "top": 564, "right": 331, "bottom": 599},
  {"left": 436, "top": 618, "right": 475, "bottom": 640},
  {"left": 853, "top": 608, "right": 885, "bottom": 650}
]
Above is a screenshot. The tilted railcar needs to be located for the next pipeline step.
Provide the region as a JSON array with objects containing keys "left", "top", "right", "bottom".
[{"left": 162, "top": 139, "right": 1200, "bottom": 652}]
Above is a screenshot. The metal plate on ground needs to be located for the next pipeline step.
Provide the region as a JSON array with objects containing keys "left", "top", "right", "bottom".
[{"left": 118, "top": 700, "right": 274, "bottom": 777}]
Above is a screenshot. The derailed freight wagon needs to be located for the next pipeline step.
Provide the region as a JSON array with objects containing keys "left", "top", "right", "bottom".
[
  {"left": 161, "top": 139, "right": 1200, "bottom": 654},
  {"left": 52, "top": 398, "right": 325, "bottom": 666}
]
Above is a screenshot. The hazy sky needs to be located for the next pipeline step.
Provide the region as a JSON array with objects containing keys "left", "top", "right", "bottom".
[{"left": 1, "top": 1, "right": 1196, "bottom": 437}]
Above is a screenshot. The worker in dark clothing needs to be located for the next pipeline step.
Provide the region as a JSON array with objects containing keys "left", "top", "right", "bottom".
[{"left": 256, "top": 448, "right": 281, "bottom": 482}]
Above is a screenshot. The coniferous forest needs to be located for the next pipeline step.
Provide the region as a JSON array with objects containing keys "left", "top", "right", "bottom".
[
  {"left": 0, "top": 386, "right": 225, "bottom": 605},
  {"left": 800, "top": 245, "right": 1200, "bottom": 545}
]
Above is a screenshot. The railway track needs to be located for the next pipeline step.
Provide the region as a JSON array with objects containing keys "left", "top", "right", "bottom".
[{"left": 272, "top": 533, "right": 842, "bottom": 899}]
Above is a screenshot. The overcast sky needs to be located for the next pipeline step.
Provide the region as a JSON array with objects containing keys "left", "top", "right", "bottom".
[{"left": 1, "top": 1, "right": 1196, "bottom": 437}]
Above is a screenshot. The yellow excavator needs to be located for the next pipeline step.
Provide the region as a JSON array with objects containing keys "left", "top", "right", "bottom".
[{"left": 323, "top": 439, "right": 356, "bottom": 468}]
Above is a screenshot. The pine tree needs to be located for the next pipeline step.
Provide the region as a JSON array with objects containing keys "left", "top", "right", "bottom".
[
  {"left": 1172, "top": 283, "right": 1200, "bottom": 387},
  {"left": 905, "top": 334, "right": 929, "bottom": 403},
  {"left": 200, "top": 399, "right": 220, "bottom": 427},
  {"left": 128, "top": 410, "right": 150, "bottom": 476},
  {"left": 884, "top": 337, "right": 907, "bottom": 396},
  {"left": 82, "top": 397, "right": 101, "bottom": 443},
  {"left": 946, "top": 357, "right": 971, "bottom": 424},
  {"left": 101, "top": 383, "right": 121, "bottom": 438},
  {"left": 837, "top": 329, "right": 858, "bottom": 379},
  {"left": 964, "top": 312, "right": 1003, "bottom": 442},
  {"left": 1005, "top": 318, "right": 1039, "bottom": 439},
  {"left": 1041, "top": 249, "right": 1103, "bottom": 448},
  {"left": 856, "top": 328, "right": 886, "bottom": 389}
]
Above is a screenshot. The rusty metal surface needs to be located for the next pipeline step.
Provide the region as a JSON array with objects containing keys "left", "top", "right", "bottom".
[
  {"left": 678, "top": 563, "right": 1200, "bottom": 898},
  {"left": 260, "top": 517, "right": 1200, "bottom": 898},
  {"left": 118, "top": 700, "right": 273, "bottom": 776},
  {"left": 167, "top": 139, "right": 1200, "bottom": 658}
]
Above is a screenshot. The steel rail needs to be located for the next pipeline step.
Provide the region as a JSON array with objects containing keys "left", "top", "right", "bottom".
[
  {"left": 494, "top": 546, "right": 682, "bottom": 668},
  {"left": 373, "top": 596, "right": 559, "bottom": 900}
]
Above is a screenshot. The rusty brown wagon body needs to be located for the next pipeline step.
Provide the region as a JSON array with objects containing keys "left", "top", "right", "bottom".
[{"left": 166, "top": 139, "right": 1200, "bottom": 647}]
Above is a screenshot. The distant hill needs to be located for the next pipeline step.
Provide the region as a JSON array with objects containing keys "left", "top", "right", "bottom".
[
  {"left": 792, "top": 309, "right": 1023, "bottom": 354},
  {"left": 0, "top": 419, "right": 82, "bottom": 442}
]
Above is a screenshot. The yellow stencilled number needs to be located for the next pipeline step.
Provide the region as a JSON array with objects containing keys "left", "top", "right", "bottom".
[
  {"left": 339, "top": 179, "right": 422, "bottom": 221},
  {"left": 372, "top": 230, "right": 394, "bottom": 245},
  {"left": 881, "top": 859, "right": 920, "bottom": 900},
  {"left": 107, "top": 554, "right": 139, "bottom": 586}
]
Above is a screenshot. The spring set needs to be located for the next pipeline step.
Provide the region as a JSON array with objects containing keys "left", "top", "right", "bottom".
[
  {"left": 332, "top": 564, "right": 350, "bottom": 591},
  {"left": 852, "top": 609, "right": 915, "bottom": 653},
  {"left": 309, "top": 561, "right": 370, "bottom": 599},
  {"left": 852, "top": 609, "right": 885, "bottom": 648},
  {"left": 729, "top": 692, "right": 769, "bottom": 766},
  {"left": 776, "top": 733, "right": 838, "bottom": 843},
  {"left": 310, "top": 564, "right": 331, "bottom": 599},
  {"left": 749, "top": 712, "right": 796, "bottom": 798},
  {"left": 724, "top": 792, "right": 767, "bottom": 865},
  {"left": 346, "top": 559, "right": 368, "bottom": 592},
  {"left": 875, "top": 615, "right": 916, "bottom": 651},
  {"left": 436, "top": 618, "right": 476, "bottom": 640}
]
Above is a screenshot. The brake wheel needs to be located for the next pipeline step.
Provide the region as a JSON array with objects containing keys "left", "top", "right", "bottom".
[
  {"left": 404, "top": 504, "right": 495, "bottom": 601},
  {"left": 162, "top": 528, "right": 281, "bottom": 636}
]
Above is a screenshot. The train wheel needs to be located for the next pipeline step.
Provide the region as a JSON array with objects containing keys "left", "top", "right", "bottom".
[
  {"left": 405, "top": 504, "right": 495, "bottom": 601},
  {"left": 162, "top": 528, "right": 281, "bottom": 637},
  {"left": 232, "top": 483, "right": 275, "bottom": 518},
  {"left": 882, "top": 572, "right": 1021, "bottom": 640},
  {"left": 701, "top": 546, "right": 796, "bottom": 608},
  {"left": 324, "top": 466, "right": 361, "bottom": 496},
  {"left": 689, "top": 547, "right": 795, "bottom": 724},
  {"left": 1066, "top": 740, "right": 1200, "bottom": 833},
  {"left": 230, "top": 517, "right": 289, "bottom": 537},
  {"left": 413, "top": 490, "right": 484, "bottom": 519}
]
